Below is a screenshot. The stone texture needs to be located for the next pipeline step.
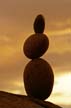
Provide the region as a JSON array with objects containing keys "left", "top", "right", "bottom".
[
  {"left": 23, "top": 34, "right": 49, "bottom": 59},
  {"left": 24, "top": 58, "right": 54, "bottom": 100},
  {"left": 0, "top": 91, "right": 62, "bottom": 108},
  {"left": 33, "top": 14, "right": 45, "bottom": 33}
]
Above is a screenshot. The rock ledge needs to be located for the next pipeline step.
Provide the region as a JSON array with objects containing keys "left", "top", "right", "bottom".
[{"left": 0, "top": 91, "right": 62, "bottom": 108}]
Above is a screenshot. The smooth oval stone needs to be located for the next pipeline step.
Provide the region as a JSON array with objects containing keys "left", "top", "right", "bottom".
[
  {"left": 34, "top": 14, "right": 45, "bottom": 33},
  {"left": 23, "top": 58, "right": 54, "bottom": 100},
  {"left": 23, "top": 34, "right": 49, "bottom": 59}
]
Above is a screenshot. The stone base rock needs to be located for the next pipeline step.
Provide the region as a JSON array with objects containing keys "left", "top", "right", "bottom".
[{"left": 0, "top": 91, "right": 62, "bottom": 108}]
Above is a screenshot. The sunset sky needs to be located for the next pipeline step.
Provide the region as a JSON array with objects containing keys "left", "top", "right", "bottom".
[{"left": 0, "top": 0, "right": 71, "bottom": 108}]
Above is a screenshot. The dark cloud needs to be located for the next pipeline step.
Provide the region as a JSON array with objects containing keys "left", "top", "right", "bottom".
[
  {"left": 0, "top": 52, "right": 27, "bottom": 78},
  {"left": 0, "top": 51, "right": 27, "bottom": 91}
]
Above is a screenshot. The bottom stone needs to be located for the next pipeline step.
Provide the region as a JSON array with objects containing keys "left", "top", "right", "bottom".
[
  {"left": 24, "top": 58, "right": 54, "bottom": 100},
  {"left": 0, "top": 91, "right": 62, "bottom": 108}
]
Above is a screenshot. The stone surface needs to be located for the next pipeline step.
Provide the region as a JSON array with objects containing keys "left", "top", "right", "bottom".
[
  {"left": 0, "top": 91, "right": 62, "bottom": 108},
  {"left": 24, "top": 58, "right": 54, "bottom": 100},
  {"left": 34, "top": 14, "right": 45, "bottom": 33},
  {"left": 23, "top": 34, "right": 49, "bottom": 59}
]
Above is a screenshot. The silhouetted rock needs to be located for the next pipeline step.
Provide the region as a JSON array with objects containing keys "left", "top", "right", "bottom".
[
  {"left": 0, "top": 91, "right": 62, "bottom": 108},
  {"left": 24, "top": 58, "right": 54, "bottom": 100},
  {"left": 34, "top": 14, "right": 45, "bottom": 33},
  {"left": 22, "top": 14, "right": 62, "bottom": 108},
  {"left": 23, "top": 34, "right": 49, "bottom": 59}
]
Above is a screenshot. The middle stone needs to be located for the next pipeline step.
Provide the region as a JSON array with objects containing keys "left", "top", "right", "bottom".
[{"left": 23, "top": 33, "right": 49, "bottom": 59}]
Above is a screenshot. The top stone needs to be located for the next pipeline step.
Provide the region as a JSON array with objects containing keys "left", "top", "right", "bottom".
[{"left": 34, "top": 14, "right": 45, "bottom": 33}]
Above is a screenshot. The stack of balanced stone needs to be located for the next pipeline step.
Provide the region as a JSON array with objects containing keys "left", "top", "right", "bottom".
[{"left": 23, "top": 14, "right": 54, "bottom": 100}]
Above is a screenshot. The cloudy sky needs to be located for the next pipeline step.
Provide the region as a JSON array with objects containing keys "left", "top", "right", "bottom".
[{"left": 0, "top": 0, "right": 71, "bottom": 108}]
